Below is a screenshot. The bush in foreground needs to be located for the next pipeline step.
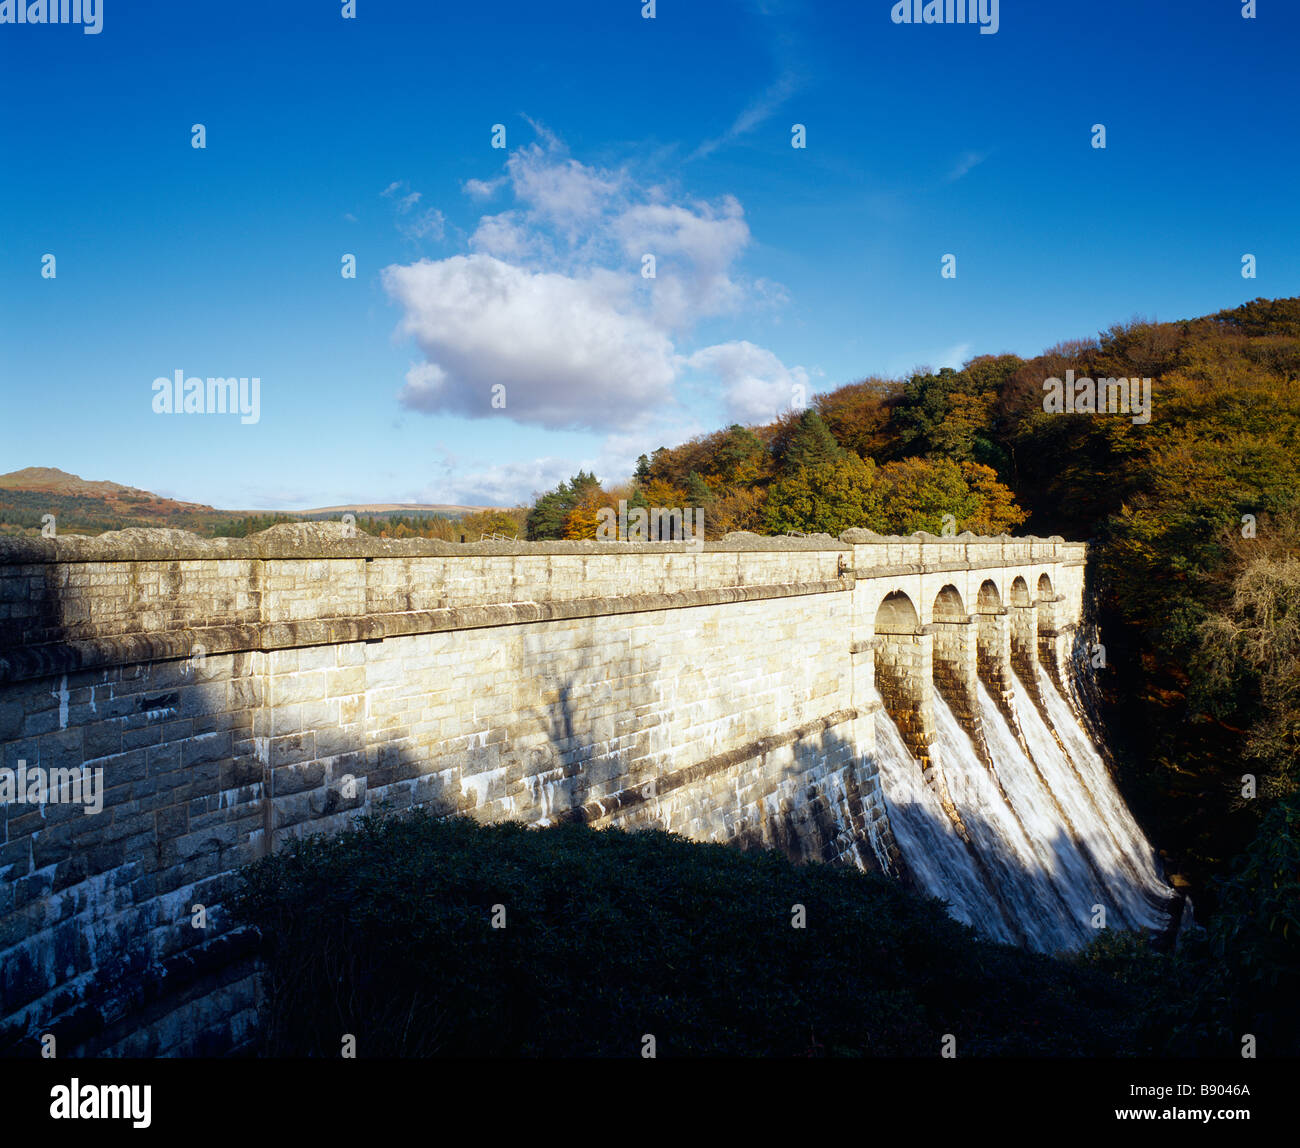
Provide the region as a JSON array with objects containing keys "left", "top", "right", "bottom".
[{"left": 232, "top": 812, "right": 1148, "bottom": 1057}]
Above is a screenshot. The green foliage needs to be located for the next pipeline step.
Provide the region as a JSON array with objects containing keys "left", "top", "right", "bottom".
[
  {"left": 764, "top": 453, "right": 883, "bottom": 535},
  {"left": 1078, "top": 790, "right": 1300, "bottom": 1057},
  {"left": 1192, "top": 517, "right": 1300, "bottom": 795},
  {"left": 684, "top": 470, "right": 714, "bottom": 508},
  {"left": 875, "top": 457, "right": 977, "bottom": 534},
  {"left": 524, "top": 470, "right": 602, "bottom": 540},
  {"left": 210, "top": 513, "right": 304, "bottom": 537},
  {"left": 1196, "top": 789, "right": 1300, "bottom": 1053},
  {"left": 233, "top": 810, "right": 1146, "bottom": 1057},
  {"left": 1211, "top": 296, "right": 1300, "bottom": 339},
  {"left": 776, "top": 410, "right": 843, "bottom": 474},
  {"left": 762, "top": 454, "right": 1024, "bottom": 538}
]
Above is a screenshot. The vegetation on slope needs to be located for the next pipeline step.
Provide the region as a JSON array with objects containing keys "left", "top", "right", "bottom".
[{"left": 232, "top": 811, "right": 1148, "bottom": 1058}]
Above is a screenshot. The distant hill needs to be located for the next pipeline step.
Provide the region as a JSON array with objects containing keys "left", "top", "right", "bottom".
[
  {"left": 0, "top": 466, "right": 215, "bottom": 509},
  {"left": 230, "top": 502, "right": 500, "bottom": 518},
  {"left": 0, "top": 468, "right": 504, "bottom": 538}
]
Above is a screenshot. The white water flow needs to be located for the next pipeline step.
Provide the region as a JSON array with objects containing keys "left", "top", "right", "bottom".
[
  {"left": 873, "top": 672, "right": 1172, "bottom": 954},
  {"left": 872, "top": 705, "right": 1021, "bottom": 945}
]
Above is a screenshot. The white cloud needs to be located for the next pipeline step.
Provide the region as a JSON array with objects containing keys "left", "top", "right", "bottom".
[
  {"left": 463, "top": 176, "right": 506, "bottom": 200},
  {"left": 384, "top": 254, "right": 677, "bottom": 429},
  {"left": 613, "top": 197, "right": 750, "bottom": 329},
  {"left": 383, "top": 132, "right": 803, "bottom": 432},
  {"left": 469, "top": 212, "right": 541, "bottom": 260},
  {"left": 506, "top": 144, "right": 625, "bottom": 229},
  {"left": 416, "top": 456, "right": 581, "bottom": 508},
  {"left": 688, "top": 340, "right": 810, "bottom": 424},
  {"left": 402, "top": 208, "right": 446, "bottom": 241}
]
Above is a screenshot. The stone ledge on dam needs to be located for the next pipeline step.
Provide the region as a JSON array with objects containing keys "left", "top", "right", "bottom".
[{"left": 0, "top": 524, "right": 1088, "bottom": 1056}]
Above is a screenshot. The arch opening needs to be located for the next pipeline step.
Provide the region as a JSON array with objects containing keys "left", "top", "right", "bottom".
[
  {"left": 1010, "top": 576, "right": 1031, "bottom": 606},
  {"left": 976, "top": 580, "right": 1002, "bottom": 613},
  {"left": 933, "top": 585, "right": 966, "bottom": 622},
  {"left": 931, "top": 585, "right": 978, "bottom": 732},
  {"left": 875, "top": 591, "right": 920, "bottom": 635},
  {"left": 873, "top": 592, "right": 932, "bottom": 766},
  {"left": 1008, "top": 577, "right": 1038, "bottom": 689},
  {"left": 974, "top": 579, "right": 1014, "bottom": 702}
]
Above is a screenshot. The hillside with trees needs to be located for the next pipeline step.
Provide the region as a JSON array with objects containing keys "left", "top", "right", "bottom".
[{"left": 525, "top": 296, "right": 1300, "bottom": 913}]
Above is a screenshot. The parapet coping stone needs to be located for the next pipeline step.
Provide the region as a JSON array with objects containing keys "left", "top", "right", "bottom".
[{"left": 0, "top": 523, "right": 1076, "bottom": 564}]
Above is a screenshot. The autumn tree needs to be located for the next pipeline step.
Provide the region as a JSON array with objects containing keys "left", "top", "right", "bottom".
[
  {"left": 959, "top": 461, "right": 1028, "bottom": 535},
  {"left": 814, "top": 379, "right": 899, "bottom": 459},
  {"left": 563, "top": 489, "right": 603, "bottom": 539},
  {"left": 875, "top": 457, "right": 977, "bottom": 535},
  {"left": 763, "top": 453, "right": 883, "bottom": 536},
  {"left": 1194, "top": 514, "right": 1300, "bottom": 797},
  {"left": 525, "top": 471, "right": 602, "bottom": 540},
  {"left": 458, "top": 509, "right": 525, "bottom": 540},
  {"left": 709, "top": 485, "right": 768, "bottom": 536}
]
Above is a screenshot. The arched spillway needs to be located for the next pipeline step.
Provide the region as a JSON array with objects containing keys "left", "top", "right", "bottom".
[{"left": 868, "top": 580, "right": 1173, "bottom": 955}]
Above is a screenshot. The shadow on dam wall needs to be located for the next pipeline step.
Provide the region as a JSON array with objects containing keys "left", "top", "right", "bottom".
[
  {"left": 0, "top": 583, "right": 890, "bottom": 1058},
  {"left": 0, "top": 630, "right": 1173, "bottom": 1058}
]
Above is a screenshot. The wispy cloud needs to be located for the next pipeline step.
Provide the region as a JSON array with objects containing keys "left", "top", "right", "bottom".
[
  {"left": 944, "top": 150, "right": 989, "bottom": 183},
  {"left": 885, "top": 342, "right": 973, "bottom": 377},
  {"left": 692, "top": 67, "right": 801, "bottom": 159},
  {"left": 381, "top": 179, "right": 446, "bottom": 241},
  {"left": 463, "top": 176, "right": 506, "bottom": 200}
]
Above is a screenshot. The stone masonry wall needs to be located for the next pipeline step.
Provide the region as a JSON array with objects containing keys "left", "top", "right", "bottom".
[{"left": 0, "top": 526, "right": 1084, "bottom": 1057}]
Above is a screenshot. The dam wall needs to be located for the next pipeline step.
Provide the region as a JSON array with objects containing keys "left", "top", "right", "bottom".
[{"left": 0, "top": 526, "right": 1085, "bottom": 1056}]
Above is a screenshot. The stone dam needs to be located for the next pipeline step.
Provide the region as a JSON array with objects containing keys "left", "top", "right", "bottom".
[{"left": 0, "top": 525, "right": 1174, "bottom": 1056}]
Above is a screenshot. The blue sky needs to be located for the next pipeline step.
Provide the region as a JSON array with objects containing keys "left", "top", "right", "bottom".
[{"left": 1, "top": 0, "right": 1296, "bottom": 510}]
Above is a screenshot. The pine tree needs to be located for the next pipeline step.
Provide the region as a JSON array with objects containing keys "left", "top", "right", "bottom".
[
  {"left": 685, "top": 471, "right": 714, "bottom": 508},
  {"left": 779, "top": 410, "right": 843, "bottom": 474}
]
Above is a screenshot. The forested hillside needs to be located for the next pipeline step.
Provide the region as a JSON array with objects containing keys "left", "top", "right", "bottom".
[{"left": 527, "top": 297, "right": 1300, "bottom": 912}]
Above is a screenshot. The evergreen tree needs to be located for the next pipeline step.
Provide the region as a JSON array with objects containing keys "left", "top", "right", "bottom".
[
  {"left": 778, "top": 410, "right": 843, "bottom": 474},
  {"left": 685, "top": 471, "right": 714, "bottom": 509},
  {"left": 525, "top": 471, "right": 602, "bottom": 540}
]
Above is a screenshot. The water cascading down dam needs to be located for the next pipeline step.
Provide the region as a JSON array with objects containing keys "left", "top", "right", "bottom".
[{"left": 0, "top": 525, "right": 1177, "bottom": 1055}]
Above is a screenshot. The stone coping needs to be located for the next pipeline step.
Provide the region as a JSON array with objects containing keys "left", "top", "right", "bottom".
[
  {"left": 0, "top": 580, "right": 852, "bottom": 683},
  {"left": 0, "top": 523, "right": 1081, "bottom": 564}
]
